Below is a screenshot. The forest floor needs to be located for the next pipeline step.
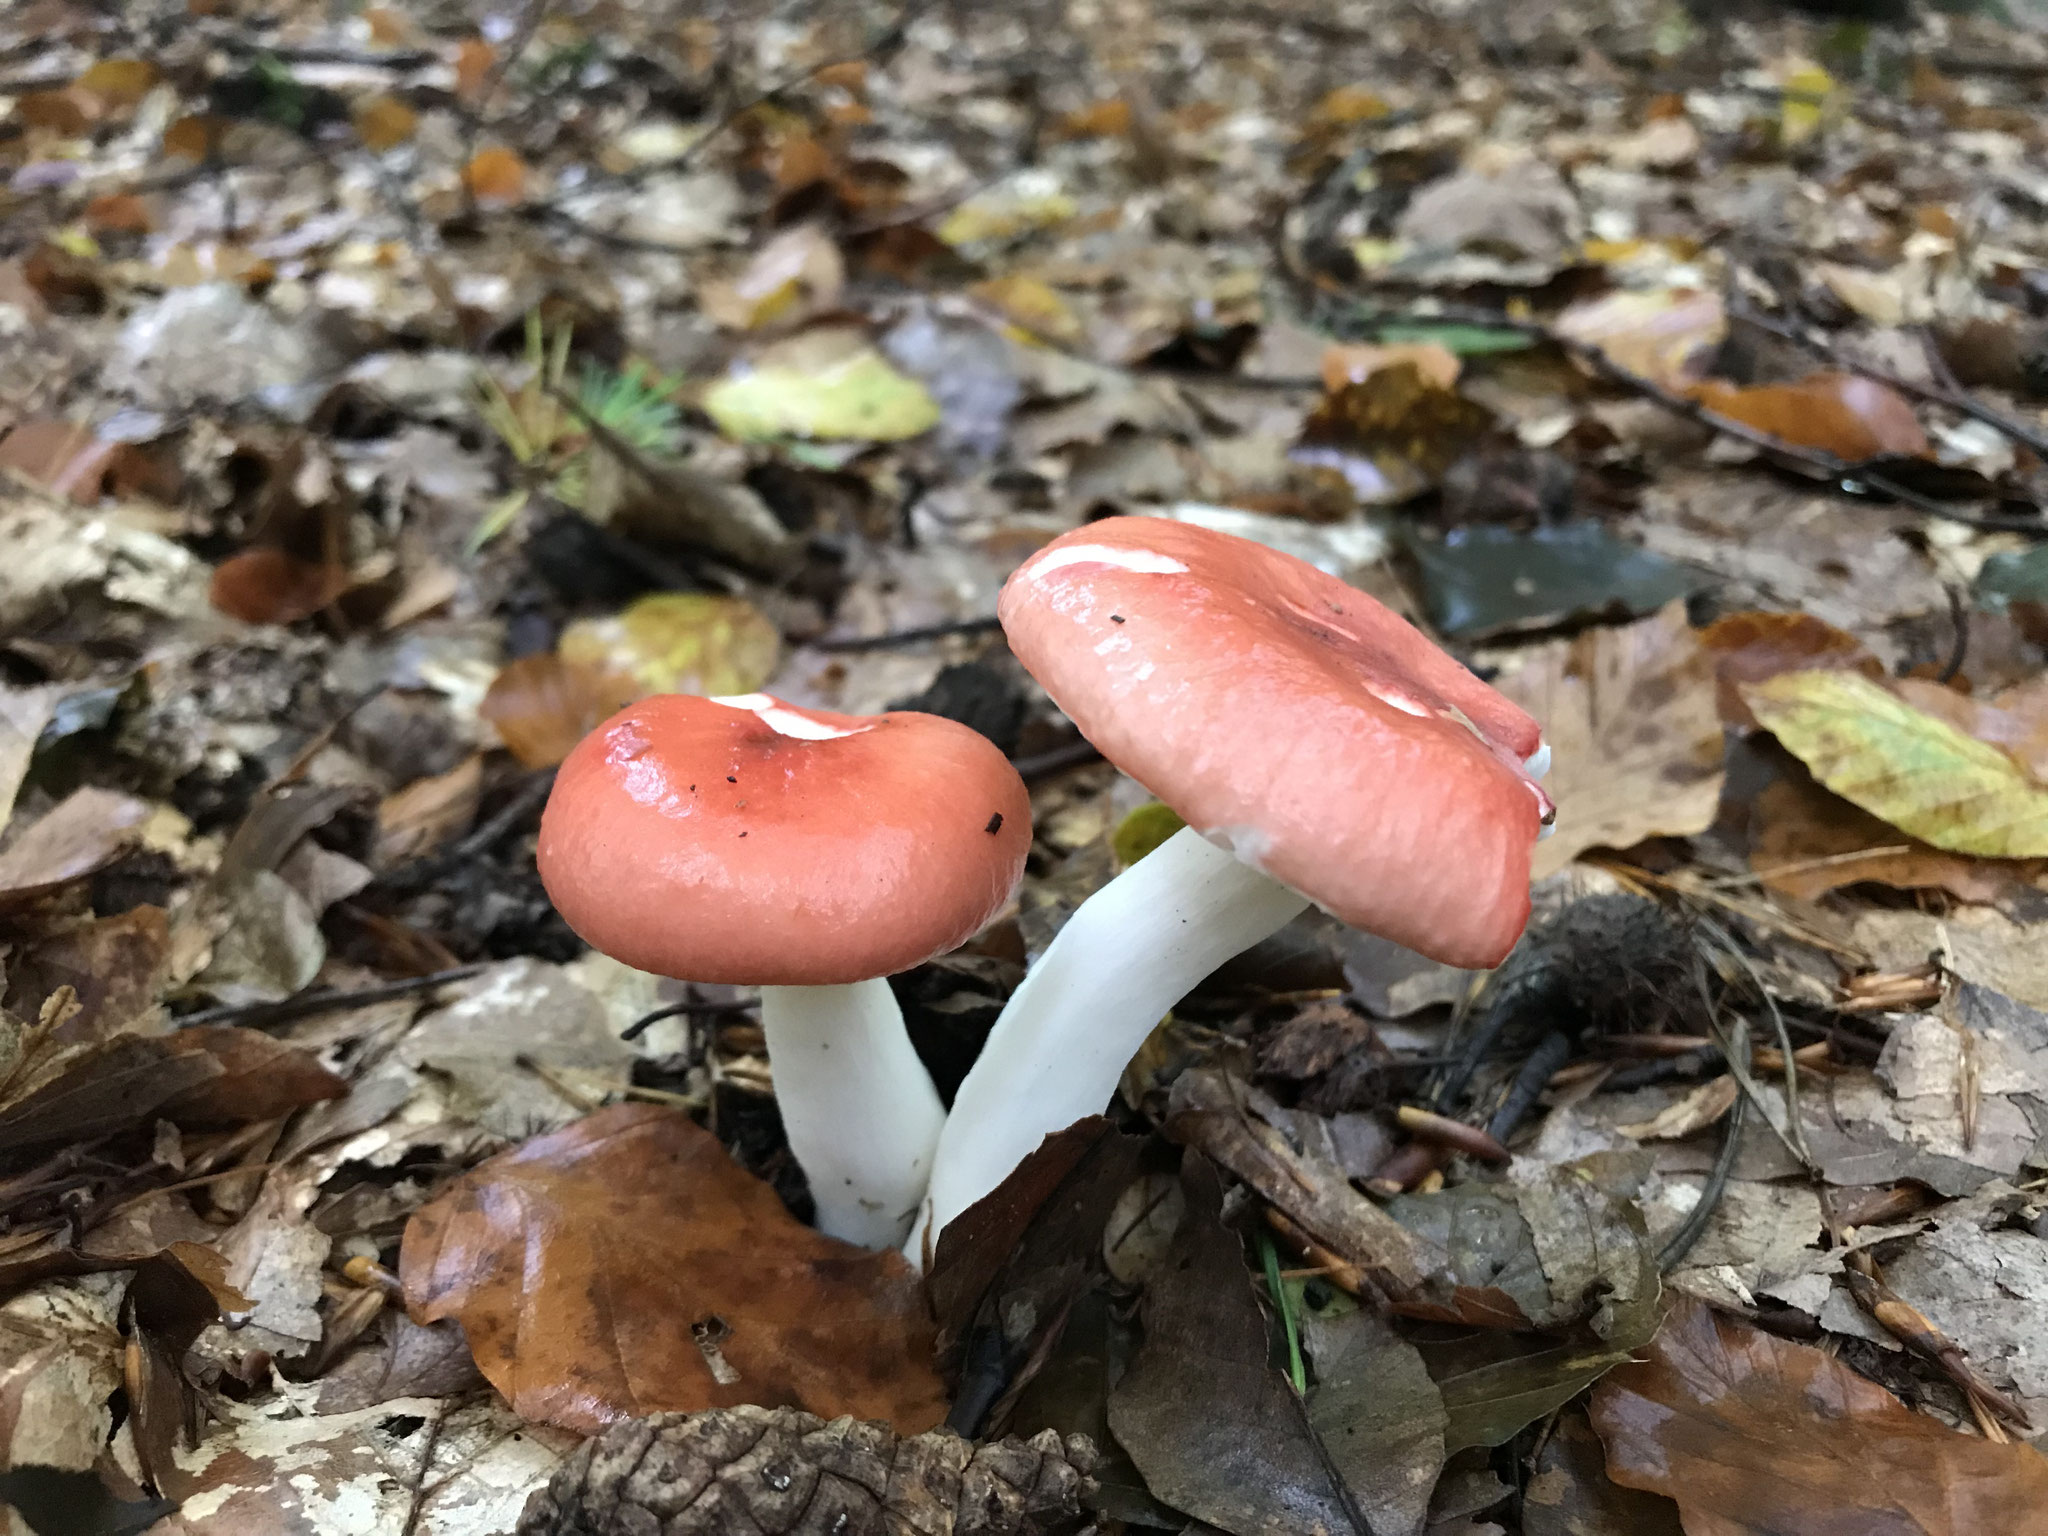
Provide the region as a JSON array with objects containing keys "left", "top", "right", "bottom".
[{"left": 6, "top": 0, "right": 2048, "bottom": 1532}]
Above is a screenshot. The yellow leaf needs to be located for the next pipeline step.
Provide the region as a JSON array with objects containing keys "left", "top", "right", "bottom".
[
  {"left": 353, "top": 94, "right": 418, "bottom": 152},
  {"left": 1744, "top": 670, "right": 2048, "bottom": 857},
  {"left": 463, "top": 145, "right": 527, "bottom": 206},
  {"left": 75, "top": 58, "right": 158, "bottom": 110},
  {"left": 557, "top": 593, "right": 781, "bottom": 700},
  {"left": 1555, "top": 289, "right": 1726, "bottom": 391},
  {"left": 1779, "top": 61, "right": 1837, "bottom": 147},
  {"left": 937, "top": 179, "right": 1076, "bottom": 249},
  {"left": 967, "top": 274, "right": 1082, "bottom": 344},
  {"left": 703, "top": 344, "right": 939, "bottom": 442}
]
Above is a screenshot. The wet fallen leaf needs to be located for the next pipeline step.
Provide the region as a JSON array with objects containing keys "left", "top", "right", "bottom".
[
  {"left": 400, "top": 1102, "right": 947, "bottom": 1434},
  {"left": 1692, "top": 373, "right": 1928, "bottom": 462},
  {"left": 1408, "top": 523, "right": 1703, "bottom": 640},
  {"left": 1699, "top": 610, "right": 1884, "bottom": 729},
  {"left": 704, "top": 332, "right": 941, "bottom": 442},
  {"left": 1589, "top": 1294, "right": 2048, "bottom": 1534},
  {"left": 1746, "top": 670, "right": 2048, "bottom": 857},
  {"left": 1554, "top": 289, "right": 1726, "bottom": 392},
  {"left": 1496, "top": 601, "right": 1727, "bottom": 879},
  {"left": 557, "top": 593, "right": 781, "bottom": 702}
]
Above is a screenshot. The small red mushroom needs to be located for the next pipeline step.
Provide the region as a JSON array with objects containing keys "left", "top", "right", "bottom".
[
  {"left": 916, "top": 516, "right": 1554, "bottom": 1248},
  {"left": 538, "top": 691, "right": 1031, "bottom": 1248}
]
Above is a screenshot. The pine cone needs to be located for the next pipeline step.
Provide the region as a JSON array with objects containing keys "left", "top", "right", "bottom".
[{"left": 517, "top": 1406, "right": 1098, "bottom": 1536}]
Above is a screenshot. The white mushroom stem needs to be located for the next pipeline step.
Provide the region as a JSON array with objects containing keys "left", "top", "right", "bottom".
[
  {"left": 913, "top": 826, "right": 1309, "bottom": 1256},
  {"left": 759, "top": 978, "right": 945, "bottom": 1249}
]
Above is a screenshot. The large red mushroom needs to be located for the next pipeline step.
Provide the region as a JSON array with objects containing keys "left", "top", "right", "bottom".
[
  {"left": 539, "top": 691, "right": 1030, "bottom": 1248},
  {"left": 915, "top": 517, "right": 1554, "bottom": 1250}
]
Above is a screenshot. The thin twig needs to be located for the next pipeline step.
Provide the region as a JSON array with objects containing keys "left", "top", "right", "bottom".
[
  {"left": 813, "top": 617, "right": 1004, "bottom": 651},
  {"left": 172, "top": 965, "right": 486, "bottom": 1031},
  {"left": 621, "top": 997, "right": 758, "bottom": 1043}
]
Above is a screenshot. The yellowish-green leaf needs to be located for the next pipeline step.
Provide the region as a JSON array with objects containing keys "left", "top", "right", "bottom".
[
  {"left": 1112, "top": 801, "right": 1185, "bottom": 868},
  {"left": 558, "top": 593, "right": 780, "bottom": 700},
  {"left": 1744, "top": 670, "right": 2048, "bottom": 857},
  {"left": 703, "top": 346, "right": 939, "bottom": 443}
]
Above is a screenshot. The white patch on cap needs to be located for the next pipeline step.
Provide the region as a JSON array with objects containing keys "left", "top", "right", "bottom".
[
  {"left": 1524, "top": 741, "right": 1551, "bottom": 779},
  {"left": 1201, "top": 823, "right": 1274, "bottom": 870},
  {"left": 711, "top": 694, "right": 867, "bottom": 741},
  {"left": 1027, "top": 544, "right": 1189, "bottom": 580},
  {"left": 1365, "top": 683, "right": 1434, "bottom": 720}
]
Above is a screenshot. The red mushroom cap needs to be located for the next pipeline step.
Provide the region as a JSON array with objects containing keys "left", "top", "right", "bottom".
[
  {"left": 997, "top": 516, "right": 1552, "bottom": 969},
  {"left": 537, "top": 693, "right": 1032, "bottom": 985}
]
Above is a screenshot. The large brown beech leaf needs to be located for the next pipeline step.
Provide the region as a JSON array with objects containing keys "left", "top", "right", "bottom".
[
  {"left": 1589, "top": 1295, "right": 2048, "bottom": 1535},
  {"left": 399, "top": 1103, "right": 948, "bottom": 1435}
]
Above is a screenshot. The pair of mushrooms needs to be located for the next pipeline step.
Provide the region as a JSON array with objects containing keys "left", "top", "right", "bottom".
[{"left": 537, "top": 515, "right": 1555, "bottom": 1259}]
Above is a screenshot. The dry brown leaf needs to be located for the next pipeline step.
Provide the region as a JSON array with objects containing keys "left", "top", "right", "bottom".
[
  {"left": 373, "top": 754, "right": 482, "bottom": 866},
  {"left": 454, "top": 38, "right": 496, "bottom": 103},
  {"left": 1589, "top": 1295, "right": 2048, "bottom": 1535},
  {"left": 351, "top": 93, "right": 418, "bottom": 152},
  {"left": 159, "top": 1028, "right": 349, "bottom": 1128},
  {"left": 399, "top": 1102, "right": 948, "bottom": 1435},
  {"left": 83, "top": 192, "right": 152, "bottom": 233},
  {"left": 1698, "top": 609, "right": 1885, "bottom": 729},
  {"left": 1692, "top": 372, "right": 1929, "bottom": 462},
  {"left": 209, "top": 548, "right": 351, "bottom": 626},
  {"left": 463, "top": 145, "right": 528, "bottom": 206},
  {"left": 478, "top": 654, "right": 631, "bottom": 769},
  {"left": 700, "top": 224, "right": 845, "bottom": 331},
  {"left": 1320, "top": 341, "right": 1462, "bottom": 392},
  {"left": 1748, "top": 772, "right": 2036, "bottom": 903},
  {"left": 1496, "top": 602, "right": 1727, "bottom": 879},
  {"left": 1294, "top": 364, "right": 1495, "bottom": 503},
  {"left": 0, "top": 786, "right": 154, "bottom": 906}
]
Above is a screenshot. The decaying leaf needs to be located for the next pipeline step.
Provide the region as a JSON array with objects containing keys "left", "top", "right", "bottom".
[
  {"left": 1408, "top": 524, "right": 1703, "bottom": 640},
  {"left": 1107, "top": 1156, "right": 1395, "bottom": 1536},
  {"left": 1746, "top": 670, "right": 2048, "bottom": 857},
  {"left": 1524, "top": 1410, "right": 1682, "bottom": 1536},
  {"left": 1589, "top": 1294, "right": 2048, "bottom": 1535},
  {"left": 0, "top": 786, "right": 154, "bottom": 906},
  {"left": 1747, "top": 771, "right": 2035, "bottom": 903},
  {"left": 1495, "top": 601, "right": 1727, "bottom": 879},
  {"left": 400, "top": 1103, "right": 948, "bottom": 1434},
  {"left": 480, "top": 654, "right": 632, "bottom": 770},
  {"left": 0, "top": 1280, "right": 123, "bottom": 1476},
  {"left": 1292, "top": 364, "right": 1495, "bottom": 504}
]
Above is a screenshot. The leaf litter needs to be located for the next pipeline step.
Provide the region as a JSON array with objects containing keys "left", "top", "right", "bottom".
[{"left": 9, "top": 0, "right": 2048, "bottom": 1532}]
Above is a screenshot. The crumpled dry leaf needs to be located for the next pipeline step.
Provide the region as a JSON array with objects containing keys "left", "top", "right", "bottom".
[
  {"left": 1495, "top": 601, "right": 1727, "bottom": 879},
  {"left": 1589, "top": 1294, "right": 2048, "bottom": 1535},
  {"left": 0, "top": 1279, "right": 122, "bottom": 1475},
  {"left": 1748, "top": 770, "right": 2036, "bottom": 903},
  {"left": 1698, "top": 609, "right": 1885, "bottom": 730},
  {"left": 1746, "top": 669, "right": 2048, "bottom": 858},
  {"left": 1693, "top": 372, "right": 1929, "bottom": 462},
  {"left": 400, "top": 1102, "right": 948, "bottom": 1435},
  {"left": 0, "top": 786, "right": 153, "bottom": 906}
]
